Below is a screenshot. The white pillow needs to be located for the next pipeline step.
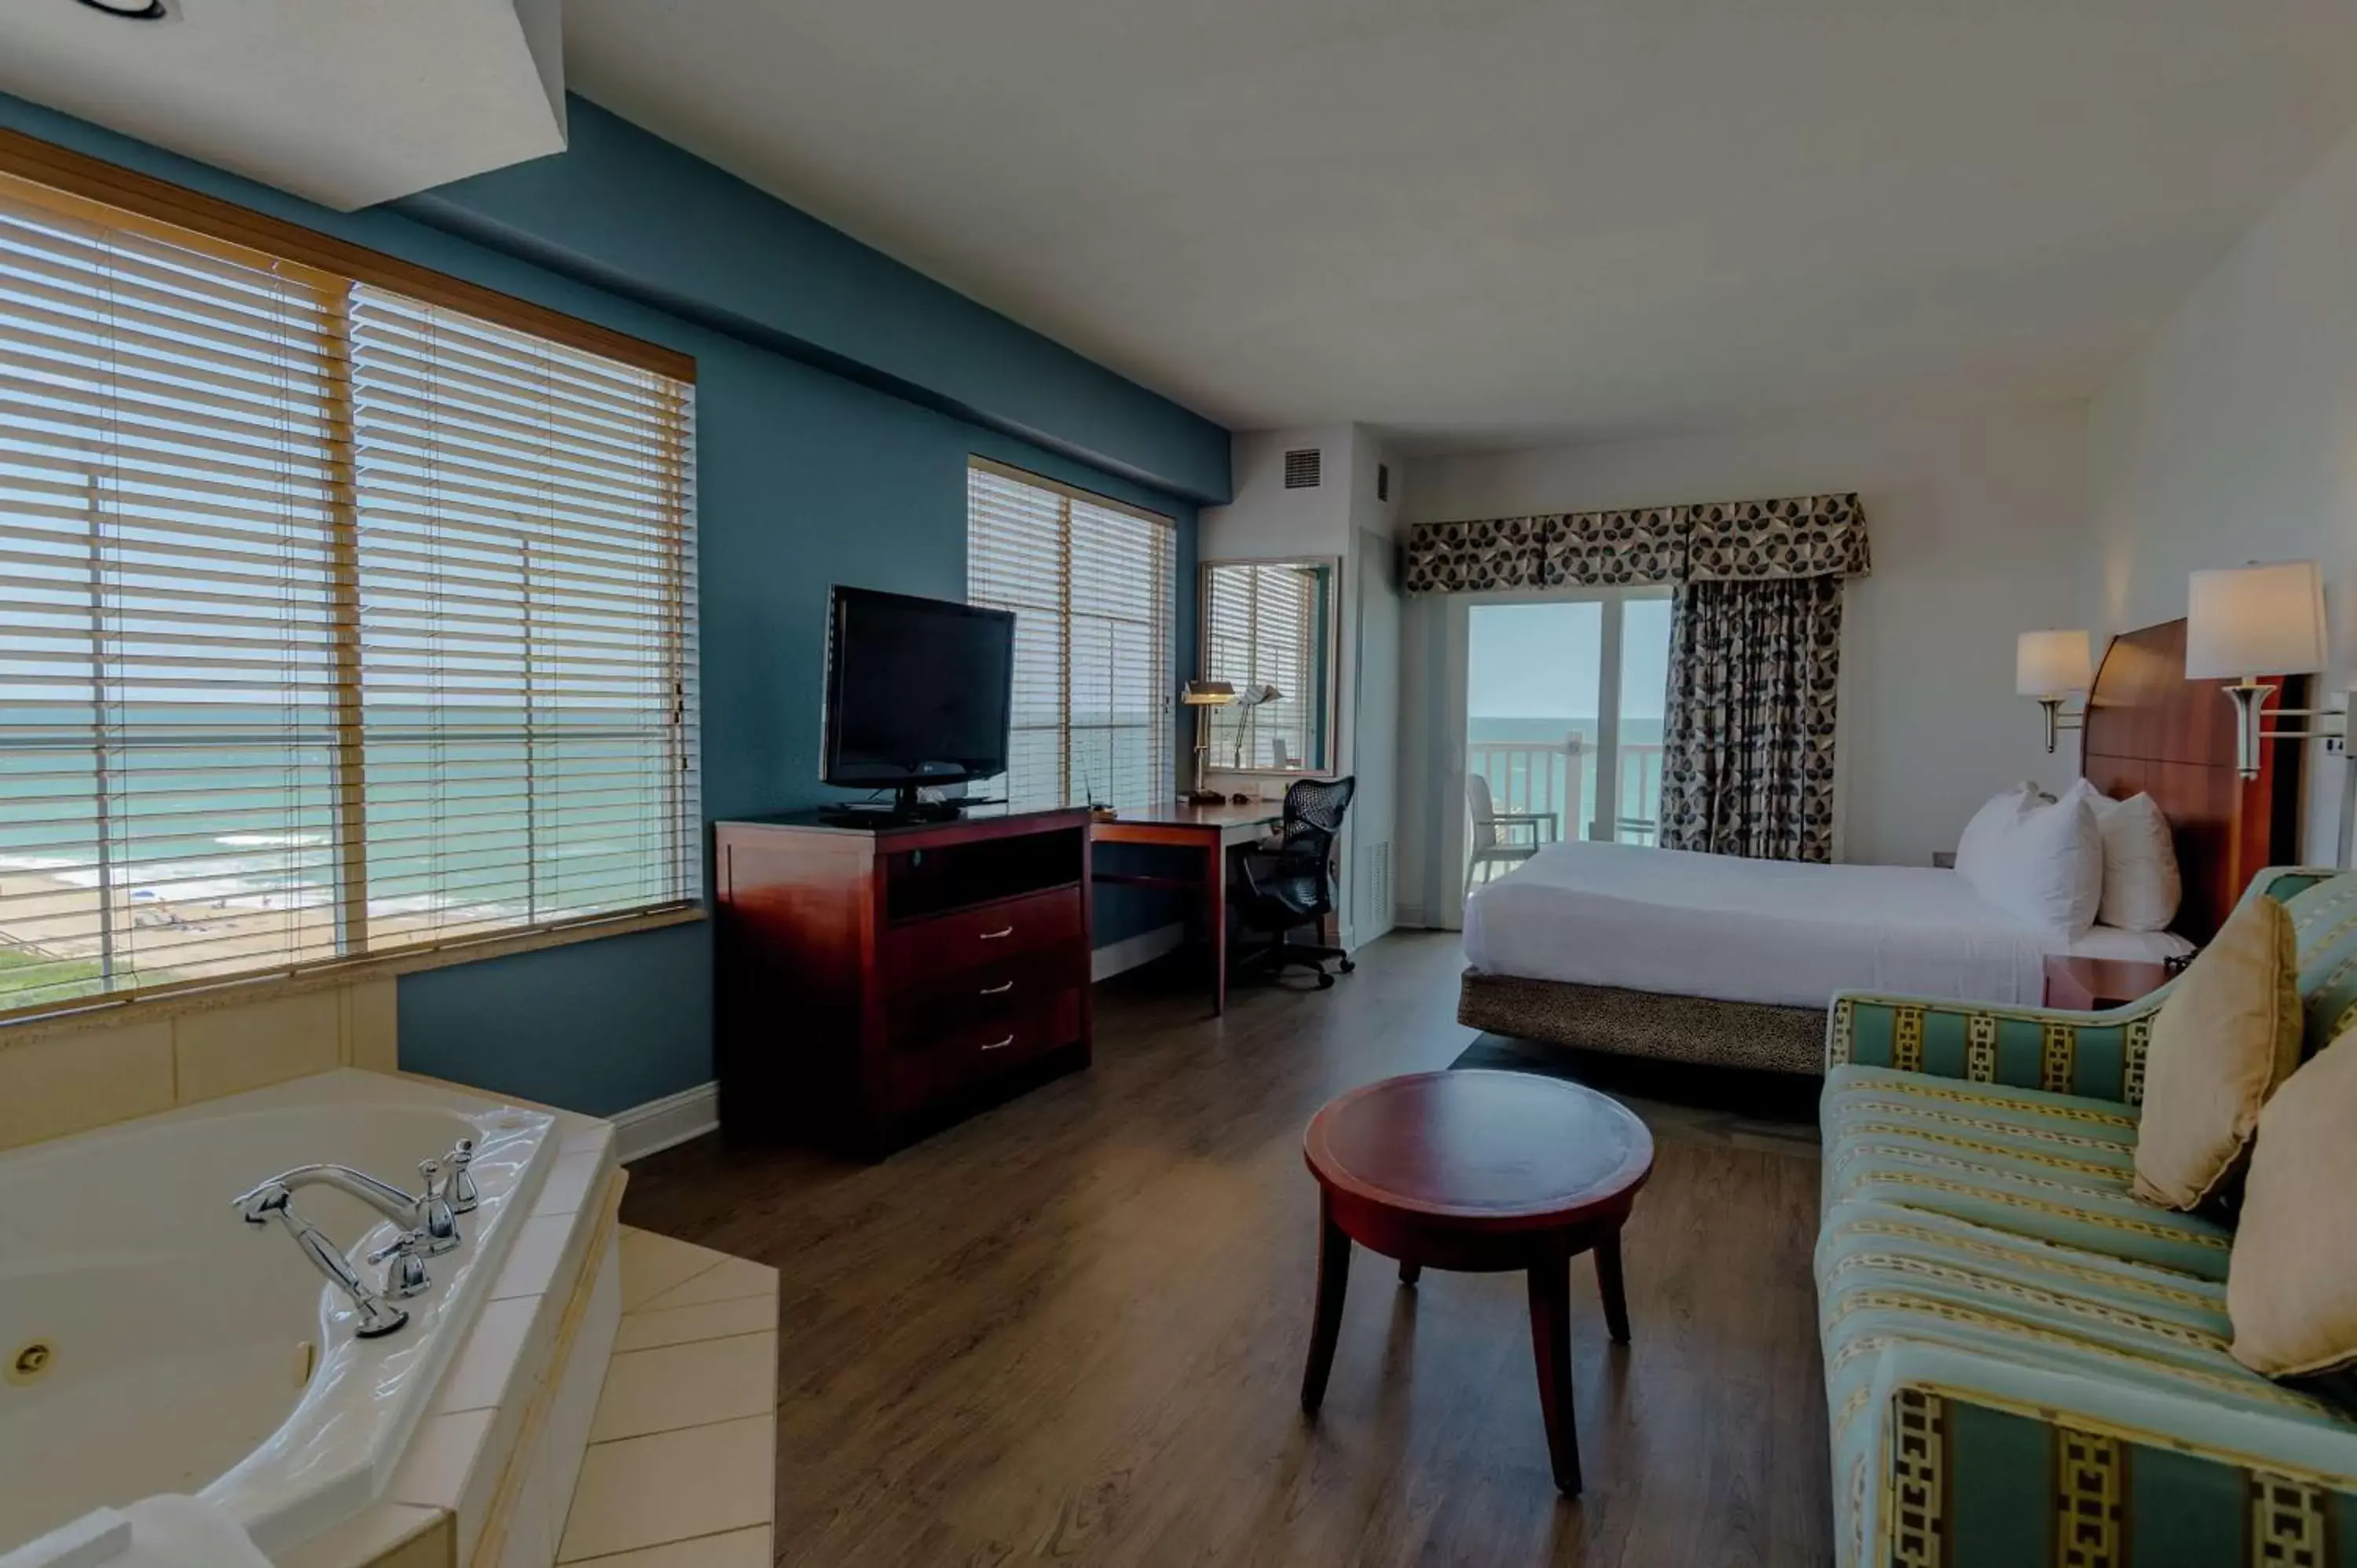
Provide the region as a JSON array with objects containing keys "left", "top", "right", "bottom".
[
  {"left": 2062, "top": 779, "right": 2182, "bottom": 932},
  {"left": 1956, "top": 791, "right": 2104, "bottom": 935},
  {"left": 1955, "top": 782, "right": 2044, "bottom": 885}
]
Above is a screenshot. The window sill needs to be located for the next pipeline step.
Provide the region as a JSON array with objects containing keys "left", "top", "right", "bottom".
[{"left": 0, "top": 903, "right": 706, "bottom": 1051}]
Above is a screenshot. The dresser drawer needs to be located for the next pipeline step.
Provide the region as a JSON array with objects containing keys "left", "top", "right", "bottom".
[
  {"left": 882, "top": 885, "right": 1083, "bottom": 977},
  {"left": 885, "top": 984, "right": 1083, "bottom": 1112},
  {"left": 886, "top": 951, "right": 1083, "bottom": 1049}
]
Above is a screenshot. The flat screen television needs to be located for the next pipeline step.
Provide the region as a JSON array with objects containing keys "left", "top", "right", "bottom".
[{"left": 821, "top": 585, "right": 1015, "bottom": 819}]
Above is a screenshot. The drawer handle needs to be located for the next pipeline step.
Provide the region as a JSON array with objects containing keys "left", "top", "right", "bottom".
[
  {"left": 981, "top": 1034, "right": 1015, "bottom": 1052},
  {"left": 980, "top": 980, "right": 1014, "bottom": 996},
  {"left": 979, "top": 925, "right": 1015, "bottom": 940}
]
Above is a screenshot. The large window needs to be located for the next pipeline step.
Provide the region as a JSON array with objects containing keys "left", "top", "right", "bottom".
[
  {"left": 1201, "top": 561, "right": 1320, "bottom": 770},
  {"left": 966, "top": 459, "right": 1175, "bottom": 813},
  {"left": 0, "top": 163, "right": 698, "bottom": 1017}
]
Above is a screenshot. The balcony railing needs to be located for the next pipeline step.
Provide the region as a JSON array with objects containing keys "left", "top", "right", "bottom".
[{"left": 1467, "top": 735, "right": 1663, "bottom": 847}]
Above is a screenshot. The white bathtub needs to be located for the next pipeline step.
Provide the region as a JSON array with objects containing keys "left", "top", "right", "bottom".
[{"left": 0, "top": 1070, "right": 566, "bottom": 1559}]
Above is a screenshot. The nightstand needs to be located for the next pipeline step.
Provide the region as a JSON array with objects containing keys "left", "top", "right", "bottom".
[{"left": 2041, "top": 954, "right": 2176, "bottom": 1011}]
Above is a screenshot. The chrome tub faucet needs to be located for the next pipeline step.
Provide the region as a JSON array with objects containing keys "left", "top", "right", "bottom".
[{"left": 232, "top": 1145, "right": 474, "bottom": 1339}]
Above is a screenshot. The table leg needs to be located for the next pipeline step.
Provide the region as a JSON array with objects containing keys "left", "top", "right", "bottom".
[
  {"left": 1398, "top": 1259, "right": 1421, "bottom": 1287},
  {"left": 1299, "top": 1192, "right": 1351, "bottom": 1413},
  {"left": 1208, "top": 837, "right": 1227, "bottom": 1016},
  {"left": 1595, "top": 1231, "right": 1631, "bottom": 1345},
  {"left": 1526, "top": 1255, "right": 1582, "bottom": 1496}
]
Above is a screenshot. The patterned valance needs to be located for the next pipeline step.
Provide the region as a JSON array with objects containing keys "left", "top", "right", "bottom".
[{"left": 1401, "top": 492, "right": 1869, "bottom": 593}]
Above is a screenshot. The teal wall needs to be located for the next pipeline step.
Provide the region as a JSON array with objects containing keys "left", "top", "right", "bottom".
[
  {"left": 403, "top": 101, "right": 1229, "bottom": 505},
  {"left": 0, "top": 93, "right": 1226, "bottom": 1116}
]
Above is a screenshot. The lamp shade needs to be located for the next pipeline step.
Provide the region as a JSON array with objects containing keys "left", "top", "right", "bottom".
[
  {"left": 1180, "top": 679, "right": 1237, "bottom": 705},
  {"left": 2015, "top": 629, "right": 2093, "bottom": 697},
  {"left": 2186, "top": 562, "right": 2328, "bottom": 679}
]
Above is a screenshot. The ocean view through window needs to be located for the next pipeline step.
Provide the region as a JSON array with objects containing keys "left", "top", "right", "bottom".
[
  {"left": 1464, "top": 592, "right": 1670, "bottom": 869},
  {"left": 0, "top": 166, "right": 698, "bottom": 1017}
]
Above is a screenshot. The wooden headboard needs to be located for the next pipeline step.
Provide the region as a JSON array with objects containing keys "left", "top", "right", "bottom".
[{"left": 2080, "top": 618, "right": 2302, "bottom": 943}]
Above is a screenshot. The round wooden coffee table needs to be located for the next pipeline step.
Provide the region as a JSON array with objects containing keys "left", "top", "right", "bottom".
[{"left": 1299, "top": 1069, "right": 1655, "bottom": 1495}]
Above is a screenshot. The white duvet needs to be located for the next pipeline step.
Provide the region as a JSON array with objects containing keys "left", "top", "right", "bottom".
[{"left": 1461, "top": 840, "right": 2191, "bottom": 1011}]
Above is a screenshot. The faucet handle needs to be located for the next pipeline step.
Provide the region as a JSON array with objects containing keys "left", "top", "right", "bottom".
[
  {"left": 444, "top": 1139, "right": 479, "bottom": 1214},
  {"left": 367, "top": 1229, "right": 432, "bottom": 1299},
  {"left": 412, "top": 1159, "right": 460, "bottom": 1255}
]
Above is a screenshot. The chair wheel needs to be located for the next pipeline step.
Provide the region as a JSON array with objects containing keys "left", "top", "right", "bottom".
[
  {"left": 1338, "top": 957, "right": 1357, "bottom": 974},
  {"left": 1318, "top": 971, "right": 1336, "bottom": 989}
]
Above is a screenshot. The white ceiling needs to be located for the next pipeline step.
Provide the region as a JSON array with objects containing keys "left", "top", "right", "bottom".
[
  {"left": 564, "top": 0, "right": 2357, "bottom": 452},
  {"left": 0, "top": 0, "right": 567, "bottom": 211}
]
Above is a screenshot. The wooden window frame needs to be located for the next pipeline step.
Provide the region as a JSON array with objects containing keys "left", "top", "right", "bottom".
[
  {"left": 0, "top": 132, "right": 701, "bottom": 1031},
  {"left": 0, "top": 127, "right": 694, "bottom": 384}
]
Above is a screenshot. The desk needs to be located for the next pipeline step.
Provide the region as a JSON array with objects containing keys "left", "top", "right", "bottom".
[{"left": 1092, "top": 802, "right": 1282, "bottom": 1015}]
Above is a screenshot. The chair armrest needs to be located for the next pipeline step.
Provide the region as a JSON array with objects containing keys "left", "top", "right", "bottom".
[
  {"left": 1490, "top": 811, "right": 1560, "bottom": 844},
  {"left": 1826, "top": 987, "right": 2169, "bottom": 1103}
]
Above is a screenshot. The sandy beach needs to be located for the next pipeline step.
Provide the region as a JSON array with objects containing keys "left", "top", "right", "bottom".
[{"left": 0, "top": 866, "right": 475, "bottom": 1009}]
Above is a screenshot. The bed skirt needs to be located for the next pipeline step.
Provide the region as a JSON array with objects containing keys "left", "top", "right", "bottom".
[{"left": 1456, "top": 969, "right": 1826, "bottom": 1077}]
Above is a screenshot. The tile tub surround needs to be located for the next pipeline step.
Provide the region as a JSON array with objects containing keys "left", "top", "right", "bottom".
[
  {"left": 554, "top": 1229, "right": 781, "bottom": 1566},
  {"left": 0, "top": 976, "right": 397, "bottom": 1152},
  {"left": 280, "top": 1223, "right": 781, "bottom": 1568}
]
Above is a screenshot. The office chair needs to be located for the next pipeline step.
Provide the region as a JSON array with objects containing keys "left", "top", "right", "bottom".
[{"left": 1233, "top": 775, "right": 1357, "bottom": 989}]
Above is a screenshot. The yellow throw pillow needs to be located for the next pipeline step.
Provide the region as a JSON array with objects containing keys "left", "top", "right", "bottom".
[
  {"left": 2131, "top": 894, "right": 2300, "bottom": 1211},
  {"left": 2228, "top": 1031, "right": 2357, "bottom": 1377}
]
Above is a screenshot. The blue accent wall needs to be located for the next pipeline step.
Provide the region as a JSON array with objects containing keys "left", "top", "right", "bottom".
[
  {"left": 401, "top": 101, "right": 1230, "bottom": 506},
  {"left": 0, "top": 92, "right": 1223, "bottom": 1116}
]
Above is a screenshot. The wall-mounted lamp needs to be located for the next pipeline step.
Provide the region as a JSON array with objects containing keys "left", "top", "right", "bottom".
[
  {"left": 2185, "top": 561, "right": 2346, "bottom": 781},
  {"left": 1179, "top": 680, "right": 1236, "bottom": 803},
  {"left": 2017, "top": 629, "right": 2093, "bottom": 753}
]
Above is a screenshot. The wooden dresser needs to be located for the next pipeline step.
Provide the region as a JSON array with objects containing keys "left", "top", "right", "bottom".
[{"left": 713, "top": 808, "right": 1094, "bottom": 1156}]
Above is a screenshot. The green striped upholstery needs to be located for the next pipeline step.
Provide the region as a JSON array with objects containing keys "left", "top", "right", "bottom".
[
  {"left": 1820, "top": 1068, "right": 2357, "bottom": 1566},
  {"left": 1826, "top": 867, "right": 2351, "bottom": 1103},
  {"left": 1819, "top": 868, "right": 2357, "bottom": 1566},
  {"left": 1824, "top": 1066, "right": 2230, "bottom": 1277}
]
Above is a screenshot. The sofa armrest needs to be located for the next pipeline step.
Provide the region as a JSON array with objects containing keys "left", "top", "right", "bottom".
[
  {"left": 2253, "top": 866, "right": 2343, "bottom": 906},
  {"left": 1847, "top": 1383, "right": 2354, "bottom": 1568},
  {"left": 1826, "top": 988, "right": 2166, "bottom": 1103}
]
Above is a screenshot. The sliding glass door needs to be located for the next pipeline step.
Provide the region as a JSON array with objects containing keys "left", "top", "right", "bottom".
[{"left": 1446, "top": 587, "right": 1670, "bottom": 921}]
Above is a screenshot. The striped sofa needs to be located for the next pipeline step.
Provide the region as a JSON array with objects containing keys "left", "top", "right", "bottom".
[{"left": 1818, "top": 867, "right": 2357, "bottom": 1568}]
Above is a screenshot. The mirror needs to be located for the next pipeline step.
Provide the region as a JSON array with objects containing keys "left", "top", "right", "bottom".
[{"left": 1197, "top": 557, "right": 1340, "bottom": 778}]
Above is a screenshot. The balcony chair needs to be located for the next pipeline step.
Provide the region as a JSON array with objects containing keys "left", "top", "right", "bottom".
[{"left": 1464, "top": 771, "right": 1556, "bottom": 896}]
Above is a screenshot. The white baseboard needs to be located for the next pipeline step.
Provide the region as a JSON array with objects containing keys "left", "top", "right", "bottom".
[
  {"left": 613, "top": 1081, "right": 719, "bottom": 1163},
  {"left": 1394, "top": 903, "right": 1433, "bottom": 929},
  {"left": 1092, "top": 921, "right": 1185, "bottom": 982}
]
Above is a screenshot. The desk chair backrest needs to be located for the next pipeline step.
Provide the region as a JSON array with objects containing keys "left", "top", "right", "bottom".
[{"left": 1269, "top": 775, "right": 1355, "bottom": 918}]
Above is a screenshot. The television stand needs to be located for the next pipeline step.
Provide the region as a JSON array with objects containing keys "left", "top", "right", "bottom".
[
  {"left": 816, "top": 782, "right": 993, "bottom": 827},
  {"left": 714, "top": 807, "right": 1094, "bottom": 1156}
]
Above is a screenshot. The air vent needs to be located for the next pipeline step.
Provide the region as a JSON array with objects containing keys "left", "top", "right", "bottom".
[
  {"left": 1283, "top": 448, "right": 1322, "bottom": 489},
  {"left": 1376, "top": 463, "right": 1390, "bottom": 502}
]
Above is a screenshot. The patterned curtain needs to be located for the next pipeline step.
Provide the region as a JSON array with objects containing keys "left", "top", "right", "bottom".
[{"left": 1659, "top": 576, "right": 1843, "bottom": 863}]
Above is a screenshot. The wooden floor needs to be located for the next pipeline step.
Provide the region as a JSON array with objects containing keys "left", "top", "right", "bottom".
[{"left": 623, "top": 932, "right": 1831, "bottom": 1567}]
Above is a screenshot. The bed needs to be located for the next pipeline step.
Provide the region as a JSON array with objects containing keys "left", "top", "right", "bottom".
[{"left": 1456, "top": 617, "right": 2301, "bottom": 1075}]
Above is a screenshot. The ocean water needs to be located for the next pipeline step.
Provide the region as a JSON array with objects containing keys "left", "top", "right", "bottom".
[
  {"left": 1466, "top": 714, "right": 1666, "bottom": 836},
  {"left": 0, "top": 713, "right": 678, "bottom": 935}
]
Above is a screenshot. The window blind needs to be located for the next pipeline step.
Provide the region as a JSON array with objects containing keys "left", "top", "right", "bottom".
[
  {"left": 350, "top": 288, "right": 699, "bottom": 947},
  {"left": 1204, "top": 562, "right": 1318, "bottom": 769},
  {"left": 0, "top": 169, "right": 697, "bottom": 1019},
  {"left": 966, "top": 459, "right": 1173, "bottom": 813}
]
